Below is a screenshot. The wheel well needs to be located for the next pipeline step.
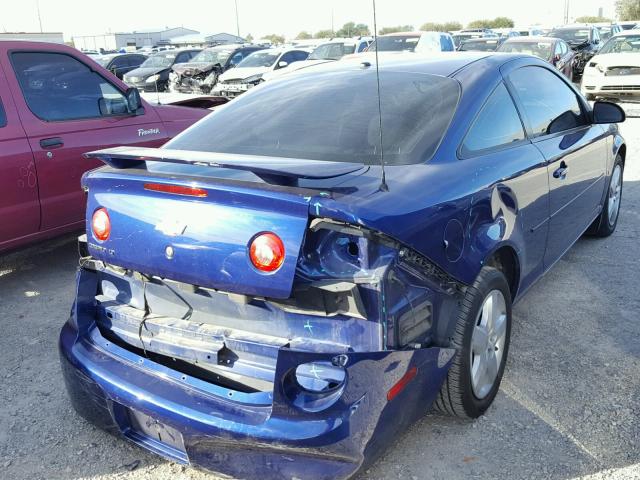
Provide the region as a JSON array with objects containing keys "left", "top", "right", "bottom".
[
  {"left": 617, "top": 144, "right": 626, "bottom": 166},
  {"left": 487, "top": 247, "right": 520, "bottom": 299}
]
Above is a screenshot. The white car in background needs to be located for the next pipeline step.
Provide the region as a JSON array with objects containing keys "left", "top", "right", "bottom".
[
  {"left": 581, "top": 31, "right": 640, "bottom": 100},
  {"left": 362, "top": 31, "right": 455, "bottom": 53},
  {"left": 261, "top": 38, "right": 372, "bottom": 82},
  {"left": 213, "top": 47, "right": 310, "bottom": 97}
]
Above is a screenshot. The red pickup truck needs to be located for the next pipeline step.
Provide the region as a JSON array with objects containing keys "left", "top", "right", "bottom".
[{"left": 0, "top": 41, "right": 209, "bottom": 253}]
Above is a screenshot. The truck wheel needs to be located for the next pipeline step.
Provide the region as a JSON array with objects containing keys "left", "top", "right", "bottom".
[
  {"left": 587, "top": 155, "right": 623, "bottom": 237},
  {"left": 433, "top": 266, "right": 512, "bottom": 419}
]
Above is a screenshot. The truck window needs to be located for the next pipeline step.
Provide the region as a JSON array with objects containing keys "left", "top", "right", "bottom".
[
  {"left": 0, "top": 100, "right": 6, "bottom": 127},
  {"left": 11, "top": 52, "right": 132, "bottom": 122}
]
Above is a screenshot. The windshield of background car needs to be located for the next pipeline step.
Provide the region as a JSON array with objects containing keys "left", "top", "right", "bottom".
[
  {"left": 598, "top": 26, "right": 613, "bottom": 40},
  {"left": 237, "top": 51, "right": 280, "bottom": 68},
  {"left": 191, "top": 49, "right": 232, "bottom": 64},
  {"left": 498, "top": 41, "right": 553, "bottom": 59},
  {"left": 308, "top": 43, "right": 356, "bottom": 60},
  {"left": 367, "top": 36, "right": 420, "bottom": 52},
  {"left": 551, "top": 29, "right": 590, "bottom": 43},
  {"left": 94, "top": 56, "right": 112, "bottom": 67},
  {"left": 459, "top": 40, "right": 499, "bottom": 51},
  {"left": 599, "top": 35, "right": 640, "bottom": 53},
  {"left": 141, "top": 52, "right": 176, "bottom": 68},
  {"left": 165, "top": 70, "right": 460, "bottom": 165}
]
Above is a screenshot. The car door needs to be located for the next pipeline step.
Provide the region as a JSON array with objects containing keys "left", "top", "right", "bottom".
[
  {"left": 3, "top": 49, "right": 167, "bottom": 231},
  {"left": 0, "top": 66, "right": 40, "bottom": 246},
  {"left": 460, "top": 81, "right": 549, "bottom": 289},
  {"left": 507, "top": 65, "right": 607, "bottom": 268},
  {"left": 559, "top": 41, "right": 574, "bottom": 78}
]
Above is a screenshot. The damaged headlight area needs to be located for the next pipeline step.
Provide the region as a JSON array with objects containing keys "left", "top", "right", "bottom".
[{"left": 169, "top": 67, "right": 221, "bottom": 94}]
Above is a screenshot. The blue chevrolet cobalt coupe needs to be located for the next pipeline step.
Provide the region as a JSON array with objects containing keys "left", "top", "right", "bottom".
[{"left": 59, "top": 53, "right": 626, "bottom": 479}]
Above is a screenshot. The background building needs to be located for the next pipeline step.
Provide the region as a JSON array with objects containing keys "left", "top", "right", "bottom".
[
  {"left": 0, "top": 32, "right": 64, "bottom": 43},
  {"left": 72, "top": 27, "right": 198, "bottom": 52},
  {"left": 205, "top": 33, "right": 246, "bottom": 45}
]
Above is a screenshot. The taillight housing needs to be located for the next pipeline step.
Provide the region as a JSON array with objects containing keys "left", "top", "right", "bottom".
[
  {"left": 92, "top": 207, "right": 111, "bottom": 241},
  {"left": 249, "top": 232, "right": 285, "bottom": 272}
]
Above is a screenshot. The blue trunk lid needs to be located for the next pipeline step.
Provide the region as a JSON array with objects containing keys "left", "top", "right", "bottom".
[{"left": 84, "top": 170, "right": 310, "bottom": 299}]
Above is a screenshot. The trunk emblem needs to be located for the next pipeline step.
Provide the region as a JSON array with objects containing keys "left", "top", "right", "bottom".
[{"left": 165, "top": 246, "right": 175, "bottom": 259}]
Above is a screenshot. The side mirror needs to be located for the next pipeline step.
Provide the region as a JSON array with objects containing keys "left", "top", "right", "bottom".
[
  {"left": 125, "top": 87, "right": 143, "bottom": 115},
  {"left": 592, "top": 101, "right": 625, "bottom": 124},
  {"left": 277, "top": 60, "right": 289, "bottom": 69}
]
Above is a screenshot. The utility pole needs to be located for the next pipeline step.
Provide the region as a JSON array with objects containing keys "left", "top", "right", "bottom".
[
  {"left": 36, "top": 0, "right": 43, "bottom": 33},
  {"left": 235, "top": 0, "right": 240, "bottom": 37},
  {"left": 564, "top": 0, "right": 570, "bottom": 24},
  {"left": 331, "top": 9, "right": 335, "bottom": 36}
]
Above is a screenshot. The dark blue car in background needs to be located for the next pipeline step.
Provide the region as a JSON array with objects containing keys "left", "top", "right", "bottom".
[{"left": 59, "top": 53, "right": 626, "bottom": 480}]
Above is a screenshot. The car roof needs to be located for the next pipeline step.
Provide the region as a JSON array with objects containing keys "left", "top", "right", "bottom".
[
  {"left": 381, "top": 31, "right": 421, "bottom": 37},
  {"left": 320, "top": 52, "right": 526, "bottom": 77},
  {"left": 503, "top": 36, "right": 558, "bottom": 43},
  {"left": 552, "top": 24, "right": 592, "bottom": 30}
]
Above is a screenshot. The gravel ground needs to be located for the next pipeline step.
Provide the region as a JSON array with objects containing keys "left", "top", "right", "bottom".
[{"left": 1, "top": 117, "right": 639, "bottom": 480}]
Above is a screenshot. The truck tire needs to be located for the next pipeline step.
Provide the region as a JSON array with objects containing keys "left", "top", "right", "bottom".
[{"left": 433, "top": 266, "right": 512, "bottom": 419}]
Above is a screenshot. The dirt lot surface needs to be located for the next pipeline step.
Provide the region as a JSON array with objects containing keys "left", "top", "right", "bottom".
[{"left": 1, "top": 117, "right": 639, "bottom": 480}]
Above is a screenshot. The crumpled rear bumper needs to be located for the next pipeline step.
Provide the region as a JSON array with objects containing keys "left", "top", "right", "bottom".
[{"left": 59, "top": 317, "right": 455, "bottom": 480}]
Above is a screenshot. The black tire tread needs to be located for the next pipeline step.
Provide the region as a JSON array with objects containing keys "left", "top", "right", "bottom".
[{"left": 433, "top": 266, "right": 505, "bottom": 418}]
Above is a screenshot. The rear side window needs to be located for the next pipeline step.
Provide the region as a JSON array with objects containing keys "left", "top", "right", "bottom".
[
  {"left": 167, "top": 70, "right": 461, "bottom": 165},
  {"left": 0, "top": 100, "right": 6, "bottom": 127},
  {"left": 461, "top": 83, "right": 525, "bottom": 156},
  {"left": 508, "top": 66, "right": 587, "bottom": 137},
  {"left": 12, "top": 52, "right": 131, "bottom": 121}
]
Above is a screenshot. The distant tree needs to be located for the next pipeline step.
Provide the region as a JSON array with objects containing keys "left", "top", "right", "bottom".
[
  {"left": 467, "top": 17, "right": 514, "bottom": 29},
  {"left": 378, "top": 25, "right": 414, "bottom": 35},
  {"left": 420, "top": 21, "right": 462, "bottom": 32},
  {"left": 263, "top": 34, "right": 285, "bottom": 45},
  {"left": 296, "top": 31, "right": 312, "bottom": 40},
  {"left": 314, "top": 29, "right": 335, "bottom": 38},
  {"left": 245, "top": 33, "right": 254, "bottom": 43},
  {"left": 336, "top": 22, "right": 371, "bottom": 37},
  {"left": 491, "top": 16, "right": 515, "bottom": 28},
  {"left": 575, "top": 15, "right": 613, "bottom": 23},
  {"left": 616, "top": 0, "right": 640, "bottom": 20},
  {"left": 467, "top": 19, "right": 493, "bottom": 29}
]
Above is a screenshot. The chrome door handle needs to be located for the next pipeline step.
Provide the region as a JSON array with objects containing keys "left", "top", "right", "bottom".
[{"left": 553, "top": 161, "right": 569, "bottom": 179}]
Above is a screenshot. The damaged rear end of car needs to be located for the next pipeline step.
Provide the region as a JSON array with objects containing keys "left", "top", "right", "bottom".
[{"left": 59, "top": 146, "right": 460, "bottom": 480}]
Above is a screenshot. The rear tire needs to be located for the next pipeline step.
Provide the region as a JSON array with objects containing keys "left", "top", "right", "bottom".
[
  {"left": 433, "top": 266, "right": 512, "bottom": 419},
  {"left": 587, "top": 155, "right": 623, "bottom": 237}
]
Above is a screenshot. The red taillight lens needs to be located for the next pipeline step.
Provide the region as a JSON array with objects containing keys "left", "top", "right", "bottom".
[
  {"left": 92, "top": 208, "right": 111, "bottom": 241},
  {"left": 249, "top": 232, "right": 285, "bottom": 272},
  {"left": 144, "top": 183, "right": 207, "bottom": 197}
]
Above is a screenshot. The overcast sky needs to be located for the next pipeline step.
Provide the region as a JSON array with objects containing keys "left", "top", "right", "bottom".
[{"left": 2, "top": 0, "right": 618, "bottom": 41}]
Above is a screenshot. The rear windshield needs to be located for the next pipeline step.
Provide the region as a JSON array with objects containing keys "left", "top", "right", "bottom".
[
  {"left": 459, "top": 40, "right": 500, "bottom": 51},
  {"left": 166, "top": 69, "right": 460, "bottom": 165},
  {"left": 368, "top": 36, "right": 420, "bottom": 52},
  {"left": 551, "top": 28, "right": 590, "bottom": 44},
  {"left": 498, "top": 41, "right": 553, "bottom": 59}
]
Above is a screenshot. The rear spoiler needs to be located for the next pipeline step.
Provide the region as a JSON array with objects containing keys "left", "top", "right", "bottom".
[{"left": 84, "top": 147, "right": 365, "bottom": 181}]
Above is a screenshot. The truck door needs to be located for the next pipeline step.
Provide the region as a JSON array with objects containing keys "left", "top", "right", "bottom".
[
  {"left": 0, "top": 64, "right": 39, "bottom": 247},
  {"left": 3, "top": 49, "right": 168, "bottom": 231}
]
